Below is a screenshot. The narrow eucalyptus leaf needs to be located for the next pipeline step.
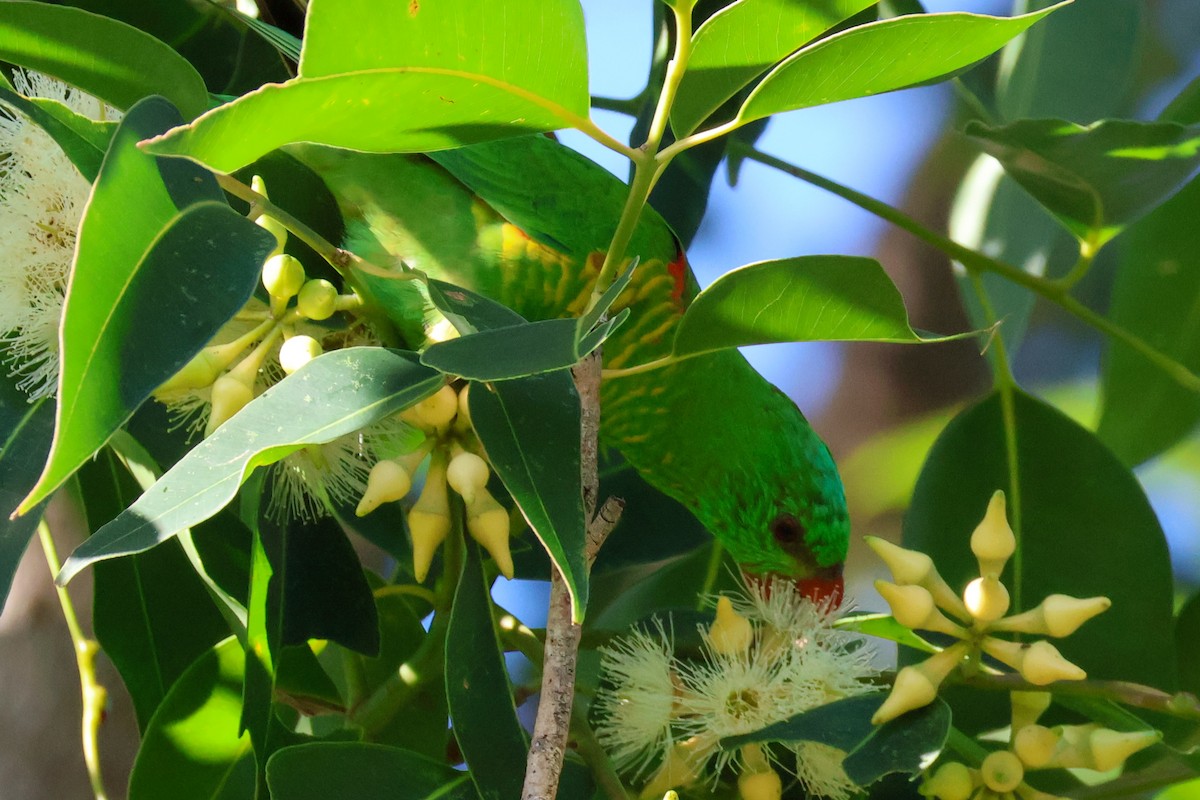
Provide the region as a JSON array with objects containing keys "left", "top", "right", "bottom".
[{"left": 58, "top": 349, "right": 442, "bottom": 584}]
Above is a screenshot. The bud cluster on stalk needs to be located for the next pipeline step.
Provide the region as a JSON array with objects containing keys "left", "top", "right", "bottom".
[
  {"left": 867, "top": 491, "right": 1111, "bottom": 725},
  {"left": 920, "top": 691, "right": 1159, "bottom": 800},
  {"left": 355, "top": 383, "right": 515, "bottom": 583},
  {"left": 153, "top": 174, "right": 362, "bottom": 438}
]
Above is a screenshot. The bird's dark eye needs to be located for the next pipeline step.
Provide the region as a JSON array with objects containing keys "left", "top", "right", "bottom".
[{"left": 770, "top": 514, "right": 805, "bottom": 545}]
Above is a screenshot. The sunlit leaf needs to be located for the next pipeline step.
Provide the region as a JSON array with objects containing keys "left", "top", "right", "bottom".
[
  {"left": 143, "top": 0, "right": 589, "bottom": 174},
  {"left": 671, "top": 256, "right": 971, "bottom": 358},
  {"left": 736, "top": 5, "right": 1064, "bottom": 125},
  {"left": 446, "top": 540, "right": 527, "bottom": 799},
  {"left": 0, "top": 1, "right": 209, "bottom": 118},
  {"left": 57, "top": 349, "right": 443, "bottom": 584},
  {"left": 128, "top": 638, "right": 255, "bottom": 800},
  {"left": 833, "top": 614, "right": 938, "bottom": 655},
  {"left": 966, "top": 118, "right": 1200, "bottom": 244},
  {"left": 18, "top": 97, "right": 275, "bottom": 514},
  {"left": 671, "top": 0, "right": 878, "bottom": 136}
]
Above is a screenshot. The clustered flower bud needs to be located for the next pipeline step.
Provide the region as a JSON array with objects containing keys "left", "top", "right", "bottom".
[
  {"left": 356, "top": 382, "right": 516, "bottom": 583},
  {"left": 867, "top": 491, "right": 1111, "bottom": 725},
  {"left": 920, "top": 691, "right": 1159, "bottom": 800}
]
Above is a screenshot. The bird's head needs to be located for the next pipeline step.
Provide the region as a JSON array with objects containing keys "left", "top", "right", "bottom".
[{"left": 700, "top": 412, "right": 850, "bottom": 607}]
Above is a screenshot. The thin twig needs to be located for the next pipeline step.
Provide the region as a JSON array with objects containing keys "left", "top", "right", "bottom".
[
  {"left": 38, "top": 521, "right": 109, "bottom": 800},
  {"left": 522, "top": 343, "right": 624, "bottom": 800},
  {"left": 961, "top": 672, "right": 1200, "bottom": 722}
]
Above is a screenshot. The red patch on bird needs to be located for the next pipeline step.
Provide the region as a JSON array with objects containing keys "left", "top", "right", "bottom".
[
  {"left": 667, "top": 248, "right": 689, "bottom": 306},
  {"left": 743, "top": 571, "right": 845, "bottom": 609}
]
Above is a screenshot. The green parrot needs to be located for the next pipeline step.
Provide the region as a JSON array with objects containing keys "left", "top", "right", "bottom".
[{"left": 294, "top": 135, "right": 848, "bottom": 602}]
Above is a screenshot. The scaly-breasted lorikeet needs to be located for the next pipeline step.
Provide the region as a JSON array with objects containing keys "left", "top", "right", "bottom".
[{"left": 296, "top": 134, "right": 848, "bottom": 601}]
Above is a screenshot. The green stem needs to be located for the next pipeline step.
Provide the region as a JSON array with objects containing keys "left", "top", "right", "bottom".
[
  {"left": 696, "top": 540, "right": 725, "bottom": 610},
  {"left": 965, "top": 273, "right": 1023, "bottom": 613},
  {"left": 38, "top": 521, "right": 109, "bottom": 800},
  {"left": 728, "top": 141, "right": 1200, "bottom": 395},
  {"left": 944, "top": 725, "right": 990, "bottom": 766},
  {"left": 1054, "top": 236, "right": 1101, "bottom": 291},
  {"left": 586, "top": 2, "right": 694, "bottom": 311},
  {"left": 350, "top": 502, "right": 465, "bottom": 736}
]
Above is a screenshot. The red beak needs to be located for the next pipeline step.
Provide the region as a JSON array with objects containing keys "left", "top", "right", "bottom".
[{"left": 741, "top": 567, "right": 845, "bottom": 608}]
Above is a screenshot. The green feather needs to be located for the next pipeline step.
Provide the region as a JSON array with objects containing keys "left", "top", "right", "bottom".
[{"left": 292, "top": 136, "right": 849, "bottom": 579}]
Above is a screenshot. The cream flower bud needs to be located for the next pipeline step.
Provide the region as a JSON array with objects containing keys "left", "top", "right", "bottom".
[
  {"left": 980, "top": 750, "right": 1023, "bottom": 793},
  {"left": 983, "top": 639, "right": 1084, "bottom": 685},
  {"left": 408, "top": 452, "right": 452, "bottom": 582},
  {"left": 297, "top": 279, "right": 338, "bottom": 320},
  {"left": 971, "top": 491, "right": 1015, "bottom": 579},
  {"left": 1013, "top": 724, "right": 1059, "bottom": 768},
  {"left": 156, "top": 347, "right": 224, "bottom": 394},
  {"left": 262, "top": 253, "right": 306, "bottom": 301},
  {"left": 872, "top": 643, "right": 967, "bottom": 724},
  {"left": 709, "top": 596, "right": 754, "bottom": 656},
  {"left": 738, "top": 768, "right": 783, "bottom": 800},
  {"left": 279, "top": 335, "right": 323, "bottom": 374},
  {"left": 920, "top": 761, "right": 975, "bottom": 800},
  {"left": 1086, "top": 728, "right": 1159, "bottom": 772},
  {"left": 991, "top": 595, "right": 1111, "bottom": 638},
  {"left": 875, "top": 581, "right": 965, "bottom": 637},
  {"left": 639, "top": 741, "right": 703, "bottom": 800},
  {"left": 402, "top": 385, "right": 458, "bottom": 431},
  {"left": 446, "top": 451, "right": 490, "bottom": 505},
  {"left": 1019, "top": 641, "right": 1086, "bottom": 685},
  {"left": 466, "top": 487, "right": 514, "bottom": 579},
  {"left": 963, "top": 577, "right": 1010, "bottom": 623},
  {"left": 866, "top": 537, "right": 971, "bottom": 621},
  {"left": 455, "top": 383, "right": 473, "bottom": 432},
  {"left": 251, "top": 175, "right": 287, "bottom": 257},
  {"left": 1010, "top": 691, "right": 1052, "bottom": 734},
  {"left": 355, "top": 460, "right": 412, "bottom": 517},
  {"left": 206, "top": 374, "right": 254, "bottom": 436}
]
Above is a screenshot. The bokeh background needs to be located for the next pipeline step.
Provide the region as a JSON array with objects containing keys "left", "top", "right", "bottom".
[{"left": 1, "top": 1, "right": 1198, "bottom": 797}]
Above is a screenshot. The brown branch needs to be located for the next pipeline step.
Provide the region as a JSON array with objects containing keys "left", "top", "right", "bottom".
[
  {"left": 961, "top": 672, "right": 1200, "bottom": 722},
  {"left": 522, "top": 346, "right": 625, "bottom": 800}
]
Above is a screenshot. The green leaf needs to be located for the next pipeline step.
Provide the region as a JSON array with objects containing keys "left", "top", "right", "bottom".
[
  {"left": 0, "top": 88, "right": 114, "bottom": 181},
  {"left": 19, "top": 97, "right": 276, "bottom": 514},
  {"left": 257, "top": 492, "right": 380, "bottom": 655},
  {"left": 422, "top": 319, "right": 581, "bottom": 380},
  {"left": 721, "top": 693, "right": 881, "bottom": 750},
  {"left": 266, "top": 742, "right": 476, "bottom": 800},
  {"left": 833, "top": 614, "right": 938, "bottom": 655},
  {"left": 842, "top": 698, "right": 950, "bottom": 785},
  {"left": 81, "top": 449, "right": 230, "bottom": 731},
  {"left": 670, "top": 0, "right": 878, "bottom": 136},
  {"left": 949, "top": 155, "right": 1071, "bottom": 355},
  {"left": 469, "top": 373, "right": 587, "bottom": 621},
  {"left": 1097, "top": 176, "right": 1200, "bottom": 465},
  {"left": 0, "top": 1, "right": 209, "bottom": 118},
  {"left": 446, "top": 540, "right": 528, "bottom": 800},
  {"left": 965, "top": 118, "right": 1200, "bottom": 245},
  {"left": 57, "top": 348, "right": 443, "bottom": 584},
  {"left": 1178, "top": 592, "right": 1200, "bottom": 696},
  {"left": 0, "top": 387, "right": 54, "bottom": 612},
  {"left": 996, "top": 0, "right": 1143, "bottom": 124},
  {"left": 420, "top": 310, "right": 628, "bottom": 381},
  {"left": 143, "top": 0, "right": 590, "bottom": 174},
  {"left": 671, "top": 256, "right": 970, "bottom": 358},
  {"left": 299, "top": 0, "right": 586, "bottom": 99},
  {"left": 1162, "top": 75, "right": 1200, "bottom": 126},
  {"left": 735, "top": 5, "right": 1063, "bottom": 126},
  {"left": 128, "top": 638, "right": 255, "bottom": 800},
  {"left": 904, "top": 390, "right": 1178, "bottom": 692}
]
